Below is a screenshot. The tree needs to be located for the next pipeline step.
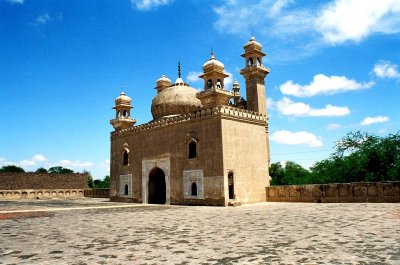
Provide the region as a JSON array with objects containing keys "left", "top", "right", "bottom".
[
  {"left": 48, "top": 166, "right": 74, "bottom": 174},
  {"left": 0, "top": 165, "right": 25, "bottom": 173},
  {"left": 310, "top": 131, "right": 400, "bottom": 183},
  {"left": 35, "top": 167, "right": 48, "bottom": 173},
  {"left": 270, "top": 161, "right": 311, "bottom": 186},
  {"left": 85, "top": 170, "right": 94, "bottom": 189}
]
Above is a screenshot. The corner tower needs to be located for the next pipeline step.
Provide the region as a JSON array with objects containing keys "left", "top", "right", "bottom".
[
  {"left": 110, "top": 91, "right": 136, "bottom": 131},
  {"left": 197, "top": 52, "right": 232, "bottom": 107},
  {"left": 240, "top": 36, "right": 270, "bottom": 116}
]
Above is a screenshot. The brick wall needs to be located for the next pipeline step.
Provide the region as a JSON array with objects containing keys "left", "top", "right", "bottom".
[
  {"left": 0, "top": 173, "right": 88, "bottom": 190},
  {"left": 266, "top": 181, "right": 400, "bottom": 203},
  {"left": 84, "top": 189, "right": 110, "bottom": 198}
]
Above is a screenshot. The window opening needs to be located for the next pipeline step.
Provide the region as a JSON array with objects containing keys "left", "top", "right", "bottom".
[
  {"left": 207, "top": 79, "right": 212, "bottom": 90},
  {"left": 188, "top": 141, "right": 197, "bottom": 159},
  {"left": 228, "top": 172, "right": 234, "bottom": 199},
  {"left": 124, "top": 184, "right": 129, "bottom": 196},
  {"left": 123, "top": 150, "right": 129, "bottom": 165}
]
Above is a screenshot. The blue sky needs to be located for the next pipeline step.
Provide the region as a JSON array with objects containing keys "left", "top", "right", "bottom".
[{"left": 1, "top": 0, "right": 399, "bottom": 179}]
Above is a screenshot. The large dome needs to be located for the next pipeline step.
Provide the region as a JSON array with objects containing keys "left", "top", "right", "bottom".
[{"left": 151, "top": 78, "right": 202, "bottom": 119}]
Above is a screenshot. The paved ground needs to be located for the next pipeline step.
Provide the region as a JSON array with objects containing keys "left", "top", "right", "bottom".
[{"left": 0, "top": 198, "right": 399, "bottom": 265}]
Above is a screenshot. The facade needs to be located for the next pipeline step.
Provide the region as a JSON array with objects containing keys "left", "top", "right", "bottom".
[{"left": 110, "top": 37, "right": 271, "bottom": 206}]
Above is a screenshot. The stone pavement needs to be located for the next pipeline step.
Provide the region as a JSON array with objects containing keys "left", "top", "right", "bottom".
[{"left": 0, "top": 198, "right": 399, "bottom": 265}]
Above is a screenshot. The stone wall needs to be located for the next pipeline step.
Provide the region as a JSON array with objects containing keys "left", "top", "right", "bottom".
[
  {"left": 266, "top": 182, "right": 400, "bottom": 203},
  {"left": 0, "top": 189, "right": 84, "bottom": 200},
  {"left": 0, "top": 173, "right": 88, "bottom": 190},
  {"left": 84, "top": 189, "right": 110, "bottom": 198}
]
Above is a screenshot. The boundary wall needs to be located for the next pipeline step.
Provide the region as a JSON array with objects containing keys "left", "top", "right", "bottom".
[
  {"left": 0, "top": 173, "right": 87, "bottom": 200},
  {"left": 266, "top": 181, "right": 400, "bottom": 203}
]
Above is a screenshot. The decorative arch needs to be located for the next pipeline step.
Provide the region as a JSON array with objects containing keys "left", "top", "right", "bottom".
[{"left": 248, "top": 57, "right": 254, "bottom": 66}]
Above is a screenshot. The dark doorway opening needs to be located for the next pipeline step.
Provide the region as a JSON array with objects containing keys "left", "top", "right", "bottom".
[
  {"left": 148, "top": 167, "right": 166, "bottom": 204},
  {"left": 228, "top": 172, "right": 234, "bottom": 200}
]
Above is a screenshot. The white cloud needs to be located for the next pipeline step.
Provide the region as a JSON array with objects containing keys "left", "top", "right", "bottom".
[
  {"left": 266, "top": 97, "right": 276, "bottom": 109},
  {"left": 316, "top": 0, "right": 400, "bottom": 44},
  {"left": 186, "top": 71, "right": 202, "bottom": 83},
  {"left": 104, "top": 159, "right": 110, "bottom": 164},
  {"left": 213, "top": 0, "right": 400, "bottom": 55},
  {"left": 59, "top": 159, "right": 93, "bottom": 168},
  {"left": 224, "top": 71, "right": 234, "bottom": 88},
  {"left": 36, "top": 13, "right": 51, "bottom": 24},
  {"left": 0, "top": 157, "right": 5, "bottom": 162},
  {"left": 276, "top": 97, "right": 350, "bottom": 117},
  {"left": 327, "top": 123, "right": 341, "bottom": 130},
  {"left": 360, "top": 116, "right": 390, "bottom": 126},
  {"left": 279, "top": 74, "right": 374, "bottom": 97},
  {"left": 270, "top": 130, "right": 323, "bottom": 147},
  {"left": 373, "top": 61, "right": 400, "bottom": 79},
  {"left": 131, "top": 0, "right": 172, "bottom": 11},
  {"left": 32, "top": 154, "right": 47, "bottom": 162},
  {"left": 6, "top": 0, "right": 24, "bottom": 4}
]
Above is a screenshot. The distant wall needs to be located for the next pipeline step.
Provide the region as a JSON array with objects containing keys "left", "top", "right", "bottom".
[
  {"left": 266, "top": 182, "right": 400, "bottom": 203},
  {"left": 0, "top": 189, "right": 84, "bottom": 200},
  {"left": 84, "top": 189, "right": 110, "bottom": 198},
  {"left": 0, "top": 173, "right": 88, "bottom": 190}
]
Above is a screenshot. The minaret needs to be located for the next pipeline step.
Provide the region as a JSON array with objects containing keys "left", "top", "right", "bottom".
[
  {"left": 239, "top": 36, "right": 270, "bottom": 116},
  {"left": 197, "top": 52, "right": 232, "bottom": 107},
  {"left": 110, "top": 91, "right": 136, "bottom": 131}
]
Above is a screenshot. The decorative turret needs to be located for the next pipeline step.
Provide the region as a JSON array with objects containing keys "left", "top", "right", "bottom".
[
  {"left": 197, "top": 52, "right": 232, "bottom": 107},
  {"left": 240, "top": 36, "right": 270, "bottom": 115},
  {"left": 110, "top": 91, "right": 136, "bottom": 131},
  {"left": 231, "top": 80, "right": 241, "bottom": 106},
  {"left": 156, "top": 75, "right": 171, "bottom": 93}
]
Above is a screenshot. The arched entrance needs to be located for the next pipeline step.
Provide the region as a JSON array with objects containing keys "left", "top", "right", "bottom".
[{"left": 148, "top": 167, "right": 166, "bottom": 204}]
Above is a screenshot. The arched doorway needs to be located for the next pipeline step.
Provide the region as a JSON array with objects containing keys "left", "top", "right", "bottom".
[{"left": 148, "top": 167, "right": 166, "bottom": 204}]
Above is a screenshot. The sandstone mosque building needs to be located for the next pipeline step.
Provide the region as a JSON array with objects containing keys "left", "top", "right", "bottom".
[{"left": 110, "top": 37, "right": 271, "bottom": 206}]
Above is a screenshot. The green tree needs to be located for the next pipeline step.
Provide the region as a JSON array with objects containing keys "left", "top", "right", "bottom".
[
  {"left": 85, "top": 171, "right": 94, "bottom": 189},
  {"left": 311, "top": 131, "right": 400, "bottom": 183},
  {"left": 35, "top": 167, "right": 48, "bottom": 173},
  {"left": 48, "top": 166, "right": 74, "bottom": 174},
  {"left": 101, "top": 175, "right": 110, "bottom": 188},
  {"left": 0, "top": 165, "right": 25, "bottom": 173},
  {"left": 270, "top": 161, "right": 311, "bottom": 185}
]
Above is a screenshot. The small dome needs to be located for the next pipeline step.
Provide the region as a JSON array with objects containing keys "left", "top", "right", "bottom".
[
  {"left": 156, "top": 75, "right": 171, "bottom": 84},
  {"left": 244, "top": 36, "right": 262, "bottom": 49},
  {"left": 202, "top": 52, "right": 224, "bottom": 70},
  {"left": 151, "top": 82, "right": 202, "bottom": 119},
  {"left": 115, "top": 92, "right": 131, "bottom": 105}
]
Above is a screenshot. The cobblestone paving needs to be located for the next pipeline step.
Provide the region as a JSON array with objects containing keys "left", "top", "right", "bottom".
[{"left": 0, "top": 198, "right": 399, "bottom": 264}]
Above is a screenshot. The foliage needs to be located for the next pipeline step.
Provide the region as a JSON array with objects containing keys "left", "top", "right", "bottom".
[
  {"left": 0, "top": 165, "right": 25, "bottom": 173},
  {"left": 92, "top": 175, "right": 110, "bottom": 189},
  {"left": 35, "top": 167, "right": 48, "bottom": 173},
  {"left": 270, "top": 131, "right": 400, "bottom": 185},
  {"left": 311, "top": 130, "right": 400, "bottom": 183},
  {"left": 270, "top": 161, "right": 312, "bottom": 185},
  {"left": 48, "top": 166, "right": 74, "bottom": 174}
]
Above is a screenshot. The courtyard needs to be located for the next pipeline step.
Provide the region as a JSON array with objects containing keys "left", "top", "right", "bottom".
[{"left": 0, "top": 198, "right": 399, "bottom": 265}]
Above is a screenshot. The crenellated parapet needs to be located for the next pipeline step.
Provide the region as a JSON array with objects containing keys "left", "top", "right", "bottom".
[{"left": 111, "top": 105, "right": 267, "bottom": 139}]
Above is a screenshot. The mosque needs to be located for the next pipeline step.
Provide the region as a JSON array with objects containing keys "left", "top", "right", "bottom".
[{"left": 109, "top": 37, "right": 271, "bottom": 206}]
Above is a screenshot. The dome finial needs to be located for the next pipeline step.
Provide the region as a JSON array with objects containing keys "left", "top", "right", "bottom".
[
  {"left": 210, "top": 51, "right": 215, "bottom": 60},
  {"left": 178, "top": 61, "right": 181, "bottom": 78}
]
